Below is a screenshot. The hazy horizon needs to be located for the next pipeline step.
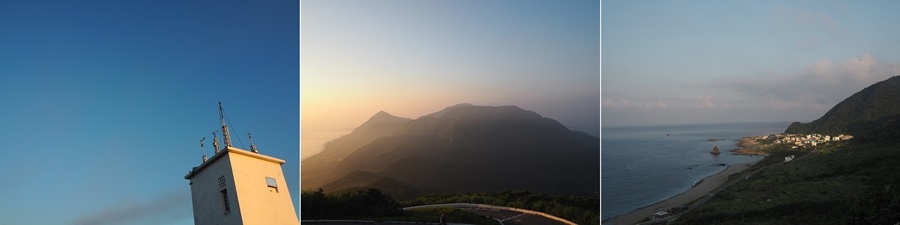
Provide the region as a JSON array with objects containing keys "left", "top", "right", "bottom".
[
  {"left": 603, "top": 1, "right": 900, "bottom": 128},
  {"left": 301, "top": 0, "right": 600, "bottom": 160}
]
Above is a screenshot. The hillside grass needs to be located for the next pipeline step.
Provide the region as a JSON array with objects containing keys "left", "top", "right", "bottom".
[{"left": 674, "top": 141, "right": 900, "bottom": 225}]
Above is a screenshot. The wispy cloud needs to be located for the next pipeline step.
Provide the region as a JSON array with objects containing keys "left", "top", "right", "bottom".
[
  {"left": 728, "top": 53, "right": 900, "bottom": 110},
  {"left": 604, "top": 98, "right": 673, "bottom": 109},
  {"left": 770, "top": 7, "right": 844, "bottom": 37},
  {"left": 70, "top": 188, "right": 191, "bottom": 225},
  {"left": 695, "top": 96, "right": 716, "bottom": 109}
]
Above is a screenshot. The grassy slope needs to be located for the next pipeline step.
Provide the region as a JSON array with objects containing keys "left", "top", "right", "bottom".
[{"left": 674, "top": 141, "right": 900, "bottom": 225}]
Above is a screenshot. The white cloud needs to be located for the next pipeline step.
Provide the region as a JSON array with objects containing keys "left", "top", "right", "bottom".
[
  {"left": 603, "top": 98, "right": 672, "bottom": 109},
  {"left": 807, "top": 58, "right": 835, "bottom": 83},
  {"left": 695, "top": 96, "right": 716, "bottom": 108},
  {"left": 730, "top": 53, "right": 900, "bottom": 111},
  {"left": 846, "top": 53, "right": 877, "bottom": 81}
]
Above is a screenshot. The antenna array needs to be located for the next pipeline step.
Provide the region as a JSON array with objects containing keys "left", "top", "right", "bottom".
[{"left": 199, "top": 137, "right": 207, "bottom": 162}]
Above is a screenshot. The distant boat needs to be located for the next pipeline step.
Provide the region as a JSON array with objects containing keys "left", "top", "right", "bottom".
[{"left": 711, "top": 146, "right": 721, "bottom": 154}]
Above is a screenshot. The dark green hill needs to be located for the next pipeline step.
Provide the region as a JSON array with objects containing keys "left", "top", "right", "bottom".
[
  {"left": 301, "top": 104, "right": 599, "bottom": 199},
  {"left": 785, "top": 76, "right": 900, "bottom": 138},
  {"left": 675, "top": 76, "right": 900, "bottom": 224}
]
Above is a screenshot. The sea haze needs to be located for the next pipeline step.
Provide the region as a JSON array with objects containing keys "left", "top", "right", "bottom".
[{"left": 601, "top": 122, "right": 790, "bottom": 220}]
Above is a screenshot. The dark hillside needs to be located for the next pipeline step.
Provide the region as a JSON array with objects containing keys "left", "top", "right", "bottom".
[
  {"left": 785, "top": 76, "right": 900, "bottom": 137},
  {"left": 677, "top": 76, "right": 900, "bottom": 224},
  {"left": 301, "top": 104, "right": 599, "bottom": 199}
]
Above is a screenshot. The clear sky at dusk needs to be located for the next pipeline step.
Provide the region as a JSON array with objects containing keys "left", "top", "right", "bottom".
[
  {"left": 301, "top": 0, "right": 600, "bottom": 159},
  {"left": 0, "top": 1, "right": 298, "bottom": 224},
  {"left": 603, "top": 1, "right": 900, "bottom": 127}
]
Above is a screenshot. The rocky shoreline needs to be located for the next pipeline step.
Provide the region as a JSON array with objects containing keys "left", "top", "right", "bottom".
[{"left": 729, "top": 137, "right": 767, "bottom": 156}]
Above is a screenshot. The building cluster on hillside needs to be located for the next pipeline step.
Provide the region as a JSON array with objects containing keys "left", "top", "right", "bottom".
[{"left": 756, "top": 133, "right": 854, "bottom": 148}]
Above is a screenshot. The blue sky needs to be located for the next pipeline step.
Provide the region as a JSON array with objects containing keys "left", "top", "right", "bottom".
[
  {"left": 0, "top": 1, "right": 298, "bottom": 224},
  {"left": 603, "top": 1, "right": 900, "bottom": 127},
  {"left": 301, "top": 0, "right": 600, "bottom": 159}
]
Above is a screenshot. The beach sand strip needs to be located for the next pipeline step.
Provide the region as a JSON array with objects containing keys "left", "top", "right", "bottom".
[{"left": 602, "top": 159, "right": 762, "bottom": 225}]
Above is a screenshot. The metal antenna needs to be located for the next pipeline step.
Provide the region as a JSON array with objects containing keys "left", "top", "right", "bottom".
[
  {"left": 248, "top": 132, "right": 258, "bottom": 153},
  {"left": 219, "top": 102, "right": 233, "bottom": 148},
  {"left": 212, "top": 130, "right": 221, "bottom": 153},
  {"left": 199, "top": 137, "right": 208, "bottom": 162}
]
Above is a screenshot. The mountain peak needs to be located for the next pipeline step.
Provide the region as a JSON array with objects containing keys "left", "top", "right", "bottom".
[
  {"left": 362, "top": 111, "right": 410, "bottom": 127},
  {"left": 372, "top": 110, "right": 395, "bottom": 119}
]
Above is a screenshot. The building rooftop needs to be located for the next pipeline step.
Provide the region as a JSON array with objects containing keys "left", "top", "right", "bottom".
[{"left": 185, "top": 146, "right": 286, "bottom": 179}]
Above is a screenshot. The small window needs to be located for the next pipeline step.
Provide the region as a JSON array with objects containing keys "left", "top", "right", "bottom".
[
  {"left": 265, "top": 177, "right": 277, "bottom": 188},
  {"left": 221, "top": 189, "right": 230, "bottom": 214}
]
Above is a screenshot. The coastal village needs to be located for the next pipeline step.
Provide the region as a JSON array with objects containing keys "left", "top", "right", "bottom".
[
  {"left": 729, "top": 133, "right": 855, "bottom": 156},
  {"left": 751, "top": 133, "right": 853, "bottom": 148}
]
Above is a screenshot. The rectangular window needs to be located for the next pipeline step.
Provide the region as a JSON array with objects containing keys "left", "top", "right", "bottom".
[
  {"left": 221, "top": 189, "right": 230, "bottom": 214},
  {"left": 266, "top": 177, "right": 279, "bottom": 193}
]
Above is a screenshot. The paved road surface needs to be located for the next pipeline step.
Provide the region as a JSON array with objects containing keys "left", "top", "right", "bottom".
[{"left": 461, "top": 207, "right": 570, "bottom": 225}]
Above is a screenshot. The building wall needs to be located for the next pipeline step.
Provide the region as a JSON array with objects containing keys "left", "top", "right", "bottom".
[
  {"left": 229, "top": 149, "right": 300, "bottom": 225},
  {"left": 188, "top": 153, "right": 244, "bottom": 225}
]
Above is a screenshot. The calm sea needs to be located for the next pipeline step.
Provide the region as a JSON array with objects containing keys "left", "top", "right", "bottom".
[{"left": 601, "top": 122, "right": 790, "bottom": 220}]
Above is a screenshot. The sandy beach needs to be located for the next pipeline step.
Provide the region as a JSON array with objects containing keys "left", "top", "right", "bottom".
[{"left": 602, "top": 158, "right": 762, "bottom": 225}]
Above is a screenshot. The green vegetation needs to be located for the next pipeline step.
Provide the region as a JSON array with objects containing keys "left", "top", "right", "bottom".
[
  {"left": 726, "top": 143, "right": 810, "bottom": 182},
  {"left": 756, "top": 138, "right": 775, "bottom": 145},
  {"left": 403, "top": 190, "right": 600, "bottom": 225},
  {"left": 301, "top": 188, "right": 403, "bottom": 220},
  {"left": 674, "top": 141, "right": 900, "bottom": 225},
  {"left": 300, "top": 188, "right": 595, "bottom": 225}
]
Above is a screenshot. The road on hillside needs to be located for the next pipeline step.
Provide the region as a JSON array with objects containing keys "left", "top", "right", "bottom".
[
  {"left": 404, "top": 203, "right": 576, "bottom": 225},
  {"left": 461, "top": 207, "right": 569, "bottom": 225}
]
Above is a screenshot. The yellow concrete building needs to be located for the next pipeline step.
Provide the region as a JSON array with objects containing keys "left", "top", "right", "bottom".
[{"left": 185, "top": 103, "right": 299, "bottom": 225}]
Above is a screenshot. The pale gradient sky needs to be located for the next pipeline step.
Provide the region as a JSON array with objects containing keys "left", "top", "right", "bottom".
[
  {"left": 603, "top": 1, "right": 900, "bottom": 127},
  {"left": 0, "top": 1, "right": 297, "bottom": 224},
  {"left": 301, "top": 0, "right": 600, "bottom": 159}
]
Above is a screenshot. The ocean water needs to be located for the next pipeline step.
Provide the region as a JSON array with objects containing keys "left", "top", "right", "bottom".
[{"left": 601, "top": 122, "right": 790, "bottom": 220}]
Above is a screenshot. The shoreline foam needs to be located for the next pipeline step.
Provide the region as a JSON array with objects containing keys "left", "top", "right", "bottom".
[{"left": 602, "top": 157, "right": 763, "bottom": 225}]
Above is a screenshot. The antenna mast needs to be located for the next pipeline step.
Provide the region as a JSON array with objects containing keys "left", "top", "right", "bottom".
[
  {"left": 248, "top": 132, "right": 258, "bottom": 153},
  {"left": 199, "top": 137, "right": 208, "bottom": 162},
  {"left": 219, "top": 102, "right": 233, "bottom": 148},
  {"left": 212, "top": 130, "right": 220, "bottom": 153}
]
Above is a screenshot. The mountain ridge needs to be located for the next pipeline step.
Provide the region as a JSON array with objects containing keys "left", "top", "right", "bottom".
[{"left": 301, "top": 104, "right": 599, "bottom": 199}]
